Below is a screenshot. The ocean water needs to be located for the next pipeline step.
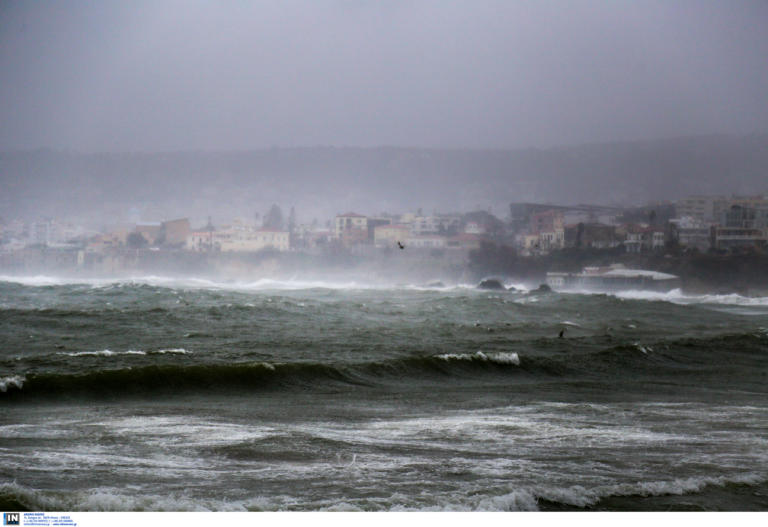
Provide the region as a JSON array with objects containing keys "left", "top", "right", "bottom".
[{"left": 1, "top": 275, "right": 767, "bottom": 511}]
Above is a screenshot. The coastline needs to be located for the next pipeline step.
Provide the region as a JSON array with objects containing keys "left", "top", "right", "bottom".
[{"left": 2, "top": 244, "right": 768, "bottom": 297}]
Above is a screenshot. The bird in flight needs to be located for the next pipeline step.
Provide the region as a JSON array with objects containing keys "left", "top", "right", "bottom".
[{"left": 397, "top": 241, "right": 405, "bottom": 250}]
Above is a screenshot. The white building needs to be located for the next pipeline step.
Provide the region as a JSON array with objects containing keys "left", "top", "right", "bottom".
[
  {"left": 217, "top": 228, "right": 289, "bottom": 252},
  {"left": 463, "top": 222, "right": 487, "bottom": 235},
  {"left": 187, "top": 223, "right": 290, "bottom": 252},
  {"left": 670, "top": 217, "right": 711, "bottom": 251},
  {"left": 408, "top": 235, "right": 447, "bottom": 249},
  {"left": 335, "top": 213, "right": 368, "bottom": 245},
  {"left": 374, "top": 224, "right": 411, "bottom": 247}
]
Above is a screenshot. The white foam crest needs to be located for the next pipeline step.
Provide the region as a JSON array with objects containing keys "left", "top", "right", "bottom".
[
  {"left": 534, "top": 473, "right": 767, "bottom": 510},
  {"left": 469, "top": 472, "right": 768, "bottom": 511},
  {"left": 60, "top": 348, "right": 192, "bottom": 357},
  {"left": 76, "top": 489, "right": 251, "bottom": 512},
  {"left": 59, "top": 349, "right": 146, "bottom": 357},
  {"left": 0, "top": 274, "right": 94, "bottom": 287},
  {"left": 0, "top": 482, "right": 60, "bottom": 510},
  {"left": 475, "top": 490, "right": 539, "bottom": 511},
  {"left": 0, "top": 375, "right": 25, "bottom": 392},
  {"left": 436, "top": 351, "right": 520, "bottom": 365},
  {"left": 613, "top": 288, "right": 768, "bottom": 306},
  {"left": 318, "top": 501, "right": 366, "bottom": 512},
  {"left": 487, "top": 352, "right": 521, "bottom": 365},
  {"left": 0, "top": 273, "right": 530, "bottom": 294},
  {"left": 631, "top": 342, "right": 652, "bottom": 354},
  {"left": 0, "top": 274, "right": 419, "bottom": 291},
  {"left": 0, "top": 481, "right": 261, "bottom": 512},
  {"left": 151, "top": 348, "right": 192, "bottom": 355}
]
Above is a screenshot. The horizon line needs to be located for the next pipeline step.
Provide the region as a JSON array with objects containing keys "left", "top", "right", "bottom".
[{"left": 2, "top": 131, "right": 767, "bottom": 156}]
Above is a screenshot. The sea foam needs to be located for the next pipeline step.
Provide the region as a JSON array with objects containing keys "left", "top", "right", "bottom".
[
  {"left": 436, "top": 351, "right": 520, "bottom": 365},
  {"left": 0, "top": 375, "right": 25, "bottom": 392},
  {"left": 59, "top": 348, "right": 191, "bottom": 358},
  {"left": 613, "top": 288, "right": 768, "bottom": 306}
]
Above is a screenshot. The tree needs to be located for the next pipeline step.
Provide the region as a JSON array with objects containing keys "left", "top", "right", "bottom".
[
  {"left": 263, "top": 204, "right": 284, "bottom": 229},
  {"left": 126, "top": 231, "right": 148, "bottom": 249},
  {"left": 288, "top": 206, "right": 296, "bottom": 233},
  {"left": 576, "top": 222, "right": 585, "bottom": 248}
]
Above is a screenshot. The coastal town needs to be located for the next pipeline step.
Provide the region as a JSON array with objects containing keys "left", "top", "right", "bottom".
[{"left": 1, "top": 192, "right": 767, "bottom": 285}]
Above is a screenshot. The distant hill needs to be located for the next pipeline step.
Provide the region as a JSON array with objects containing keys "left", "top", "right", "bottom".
[{"left": 2, "top": 134, "right": 766, "bottom": 227}]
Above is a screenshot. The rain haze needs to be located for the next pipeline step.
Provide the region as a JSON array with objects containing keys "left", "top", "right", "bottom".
[
  {"left": 1, "top": 0, "right": 767, "bottom": 151},
  {"left": 5, "top": 2, "right": 768, "bottom": 517},
  {"left": 2, "top": 1, "right": 768, "bottom": 225},
  {"left": 1, "top": 1, "right": 768, "bottom": 241}
]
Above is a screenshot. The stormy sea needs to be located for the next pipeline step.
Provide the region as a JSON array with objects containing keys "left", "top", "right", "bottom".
[{"left": 1, "top": 275, "right": 767, "bottom": 512}]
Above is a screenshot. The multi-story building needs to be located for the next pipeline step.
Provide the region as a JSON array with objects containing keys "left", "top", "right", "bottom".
[
  {"left": 409, "top": 215, "right": 440, "bottom": 235},
  {"left": 669, "top": 217, "right": 711, "bottom": 252},
  {"left": 721, "top": 204, "right": 768, "bottom": 230},
  {"left": 623, "top": 225, "right": 666, "bottom": 253},
  {"left": 367, "top": 217, "right": 392, "bottom": 240},
  {"left": 87, "top": 232, "right": 124, "bottom": 253},
  {"left": 710, "top": 204, "right": 768, "bottom": 250},
  {"left": 675, "top": 195, "right": 724, "bottom": 222},
  {"left": 675, "top": 193, "right": 768, "bottom": 224},
  {"left": 538, "top": 229, "right": 565, "bottom": 251},
  {"left": 216, "top": 228, "right": 290, "bottom": 252},
  {"left": 374, "top": 224, "right": 411, "bottom": 248},
  {"left": 463, "top": 222, "right": 486, "bottom": 235},
  {"left": 446, "top": 233, "right": 483, "bottom": 250},
  {"left": 187, "top": 221, "right": 290, "bottom": 252},
  {"left": 187, "top": 230, "right": 215, "bottom": 252},
  {"left": 529, "top": 209, "right": 564, "bottom": 235},
  {"left": 335, "top": 213, "right": 368, "bottom": 245},
  {"left": 564, "top": 223, "right": 621, "bottom": 249},
  {"left": 160, "top": 218, "right": 191, "bottom": 246},
  {"left": 525, "top": 209, "right": 565, "bottom": 252},
  {"left": 407, "top": 235, "right": 447, "bottom": 249},
  {"left": 710, "top": 226, "right": 767, "bottom": 251},
  {"left": 293, "top": 224, "right": 333, "bottom": 249}
]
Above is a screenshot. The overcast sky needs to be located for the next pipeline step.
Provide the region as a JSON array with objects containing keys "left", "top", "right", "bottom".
[{"left": 1, "top": 0, "right": 767, "bottom": 151}]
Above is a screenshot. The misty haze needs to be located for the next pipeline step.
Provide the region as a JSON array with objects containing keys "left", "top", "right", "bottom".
[{"left": 1, "top": 1, "right": 768, "bottom": 516}]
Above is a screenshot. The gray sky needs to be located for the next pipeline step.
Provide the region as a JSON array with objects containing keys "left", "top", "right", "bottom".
[{"left": 1, "top": 0, "right": 767, "bottom": 151}]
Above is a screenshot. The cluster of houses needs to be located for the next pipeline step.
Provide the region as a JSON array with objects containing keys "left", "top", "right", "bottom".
[
  {"left": 510, "top": 204, "right": 669, "bottom": 255},
  {"left": 672, "top": 194, "right": 768, "bottom": 251},
  {"left": 2, "top": 193, "right": 768, "bottom": 262},
  {"left": 509, "top": 193, "right": 768, "bottom": 255},
  {"left": 334, "top": 212, "right": 483, "bottom": 251}
]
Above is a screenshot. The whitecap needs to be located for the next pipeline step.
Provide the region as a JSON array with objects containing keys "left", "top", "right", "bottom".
[
  {"left": 60, "top": 350, "right": 146, "bottom": 357},
  {"left": 614, "top": 288, "right": 768, "bottom": 307},
  {"left": 0, "top": 375, "right": 25, "bottom": 392},
  {"left": 436, "top": 351, "right": 520, "bottom": 365},
  {"left": 151, "top": 348, "right": 192, "bottom": 355}
]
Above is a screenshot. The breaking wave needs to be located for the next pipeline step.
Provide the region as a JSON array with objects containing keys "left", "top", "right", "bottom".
[
  {"left": 4, "top": 331, "right": 766, "bottom": 401},
  {"left": 58, "top": 348, "right": 192, "bottom": 357},
  {"left": 612, "top": 288, "right": 768, "bottom": 306},
  {"left": 0, "top": 275, "right": 434, "bottom": 292},
  {"left": 481, "top": 473, "right": 767, "bottom": 511},
  {"left": 436, "top": 351, "right": 520, "bottom": 365},
  {"left": 3, "top": 474, "right": 765, "bottom": 512},
  {"left": 0, "top": 375, "right": 25, "bottom": 392}
]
